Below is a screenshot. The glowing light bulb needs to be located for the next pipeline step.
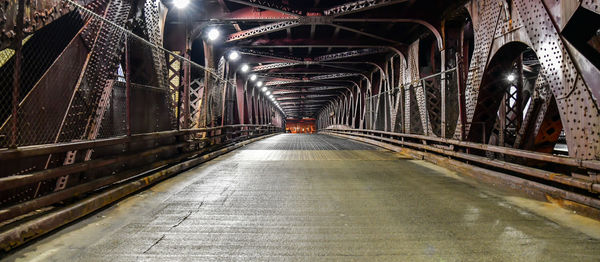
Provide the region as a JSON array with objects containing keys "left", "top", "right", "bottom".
[
  {"left": 173, "top": 0, "right": 189, "bottom": 8},
  {"left": 240, "top": 64, "right": 249, "bottom": 72},
  {"left": 228, "top": 51, "right": 240, "bottom": 61},
  {"left": 257, "top": 81, "right": 264, "bottom": 87},
  {"left": 506, "top": 73, "right": 516, "bottom": 82},
  {"left": 207, "top": 28, "right": 220, "bottom": 41},
  {"left": 249, "top": 74, "right": 257, "bottom": 81}
]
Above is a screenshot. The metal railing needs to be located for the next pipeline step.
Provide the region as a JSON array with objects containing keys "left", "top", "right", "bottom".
[
  {"left": 0, "top": 125, "right": 278, "bottom": 221},
  {"left": 323, "top": 128, "right": 600, "bottom": 208},
  {"left": 362, "top": 68, "right": 458, "bottom": 137},
  {"left": 0, "top": 0, "right": 284, "bottom": 250}
]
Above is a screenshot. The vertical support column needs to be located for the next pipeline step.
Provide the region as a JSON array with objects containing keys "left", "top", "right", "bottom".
[
  {"left": 499, "top": 94, "right": 507, "bottom": 146},
  {"left": 456, "top": 52, "right": 467, "bottom": 141},
  {"left": 125, "top": 38, "right": 131, "bottom": 136},
  {"left": 236, "top": 77, "right": 246, "bottom": 125},
  {"left": 201, "top": 40, "right": 214, "bottom": 128},
  {"left": 181, "top": 18, "right": 191, "bottom": 129},
  {"left": 422, "top": 80, "right": 429, "bottom": 136},
  {"left": 10, "top": 0, "right": 24, "bottom": 148},
  {"left": 515, "top": 54, "right": 524, "bottom": 130},
  {"left": 440, "top": 50, "right": 446, "bottom": 138},
  {"left": 220, "top": 63, "right": 230, "bottom": 126}
]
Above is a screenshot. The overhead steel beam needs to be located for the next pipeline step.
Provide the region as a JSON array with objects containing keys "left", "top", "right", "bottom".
[
  {"left": 330, "top": 24, "right": 402, "bottom": 44},
  {"left": 266, "top": 80, "right": 304, "bottom": 86},
  {"left": 283, "top": 107, "right": 324, "bottom": 109},
  {"left": 222, "top": 7, "right": 298, "bottom": 21},
  {"left": 319, "top": 63, "right": 366, "bottom": 73},
  {"left": 307, "top": 86, "right": 349, "bottom": 91},
  {"left": 271, "top": 85, "right": 348, "bottom": 89},
  {"left": 314, "top": 48, "right": 388, "bottom": 61},
  {"left": 310, "top": 73, "right": 359, "bottom": 80},
  {"left": 265, "top": 71, "right": 346, "bottom": 75},
  {"left": 273, "top": 88, "right": 346, "bottom": 94},
  {"left": 226, "top": 21, "right": 300, "bottom": 42},
  {"left": 276, "top": 93, "right": 339, "bottom": 98},
  {"left": 252, "top": 62, "right": 304, "bottom": 71},
  {"left": 265, "top": 73, "right": 358, "bottom": 86},
  {"left": 324, "top": 0, "right": 408, "bottom": 17},
  {"left": 334, "top": 18, "right": 443, "bottom": 49},
  {"left": 279, "top": 97, "right": 332, "bottom": 101},
  {"left": 282, "top": 103, "right": 326, "bottom": 106},
  {"left": 238, "top": 44, "right": 389, "bottom": 48},
  {"left": 251, "top": 60, "right": 378, "bottom": 74},
  {"left": 237, "top": 48, "right": 302, "bottom": 62},
  {"left": 226, "top": 0, "right": 303, "bottom": 16}
]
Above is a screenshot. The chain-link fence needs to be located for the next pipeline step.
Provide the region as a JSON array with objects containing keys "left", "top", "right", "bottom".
[
  {"left": 0, "top": 0, "right": 280, "bottom": 210},
  {"left": 0, "top": 0, "right": 240, "bottom": 149}
]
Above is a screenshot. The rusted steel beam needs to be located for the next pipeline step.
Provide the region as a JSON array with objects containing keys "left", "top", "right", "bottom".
[
  {"left": 0, "top": 0, "right": 73, "bottom": 50},
  {"left": 221, "top": 7, "right": 298, "bottom": 21},
  {"left": 330, "top": 24, "right": 402, "bottom": 45},
  {"left": 0, "top": 125, "right": 271, "bottom": 159},
  {"left": 0, "top": 142, "right": 188, "bottom": 192},
  {"left": 314, "top": 48, "right": 388, "bottom": 62},
  {"left": 0, "top": 142, "right": 204, "bottom": 222},
  {"left": 226, "top": 21, "right": 300, "bottom": 42},
  {"left": 324, "top": 0, "right": 408, "bottom": 17},
  {"left": 0, "top": 136, "right": 129, "bottom": 160},
  {"left": 226, "top": 0, "right": 303, "bottom": 16},
  {"left": 8, "top": 0, "right": 24, "bottom": 148}
]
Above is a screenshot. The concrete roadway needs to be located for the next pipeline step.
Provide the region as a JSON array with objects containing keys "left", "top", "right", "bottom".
[{"left": 4, "top": 134, "right": 600, "bottom": 261}]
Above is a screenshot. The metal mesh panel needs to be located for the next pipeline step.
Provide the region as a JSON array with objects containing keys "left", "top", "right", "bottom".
[
  {"left": 0, "top": 0, "right": 237, "bottom": 150},
  {"left": 0, "top": 0, "right": 242, "bottom": 206}
]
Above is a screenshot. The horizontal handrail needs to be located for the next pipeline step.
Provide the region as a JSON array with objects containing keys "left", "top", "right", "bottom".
[
  {"left": 0, "top": 125, "right": 277, "bottom": 159},
  {"left": 326, "top": 128, "right": 600, "bottom": 171},
  {"left": 0, "top": 127, "right": 279, "bottom": 221},
  {"left": 324, "top": 129, "right": 600, "bottom": 208}
]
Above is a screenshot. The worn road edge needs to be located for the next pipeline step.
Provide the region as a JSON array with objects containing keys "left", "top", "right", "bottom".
[{"left": 0, "top": 133, "right": 279, "bottom": 253}]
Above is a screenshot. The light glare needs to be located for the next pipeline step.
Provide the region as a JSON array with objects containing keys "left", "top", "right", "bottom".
[
  {"left": 240, "top": 64, "right": 250, "bottom": 72},
  {"left": 257, "top": 81, "right": 264, "bottom": 87},
  {"left": 228, "top": 51, "right": 240, "bottom": 61},
  {"left": 173, "top": 0, "right": 189, "bottom": 8},
  {"left": 250, "top": 74, "right": 257, "bottom": 81},
  {"left": 506, "top": 73, "right": 516, "bottom": 82},
  {"left": 261, "top": 86, "right": 267, "bottom": 92},
  {"left": 207, "top": 28, "right": 220, "bottom": 41}
]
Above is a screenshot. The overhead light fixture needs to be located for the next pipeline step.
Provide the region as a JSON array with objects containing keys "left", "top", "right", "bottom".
[
  {"left": 207, "top": 28, "right": 220, "bottom": 41},
  {"left": 173, "top": 0, "right": 189, "bottom": 9},
  {"left": 249, "top": 74, "right": 257, "bottom": 81},
  {"left": 257, "top": 81, "right": 264, "bottom": 87},
  {"left": 240, "top": 64, "right": 250, "bottom": 72},
  {"left": 269, "top": 94, "right": 274, "bottom": 98},
  {"left": 266, "top": 91, "right": 272, "bottom": 96},
  {"left": 506, "top": 73, "right": 516, "bottom": 82},
  {"left": 228, "top": 51, "right": 240, "bottom": 61}
]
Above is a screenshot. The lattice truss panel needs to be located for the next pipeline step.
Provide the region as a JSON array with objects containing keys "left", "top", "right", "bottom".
[
  {"left": 189, "top": 78, "right": 205, "bottom": 128},
  {"left": 463, "top": 0, "right": 504, "bottom": 136},
  {"left": 460, "top": 0, "right": 600, "bottom": 159},
  {"left": 168, "top": 53, "right": 181, "bottom": 125}
]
